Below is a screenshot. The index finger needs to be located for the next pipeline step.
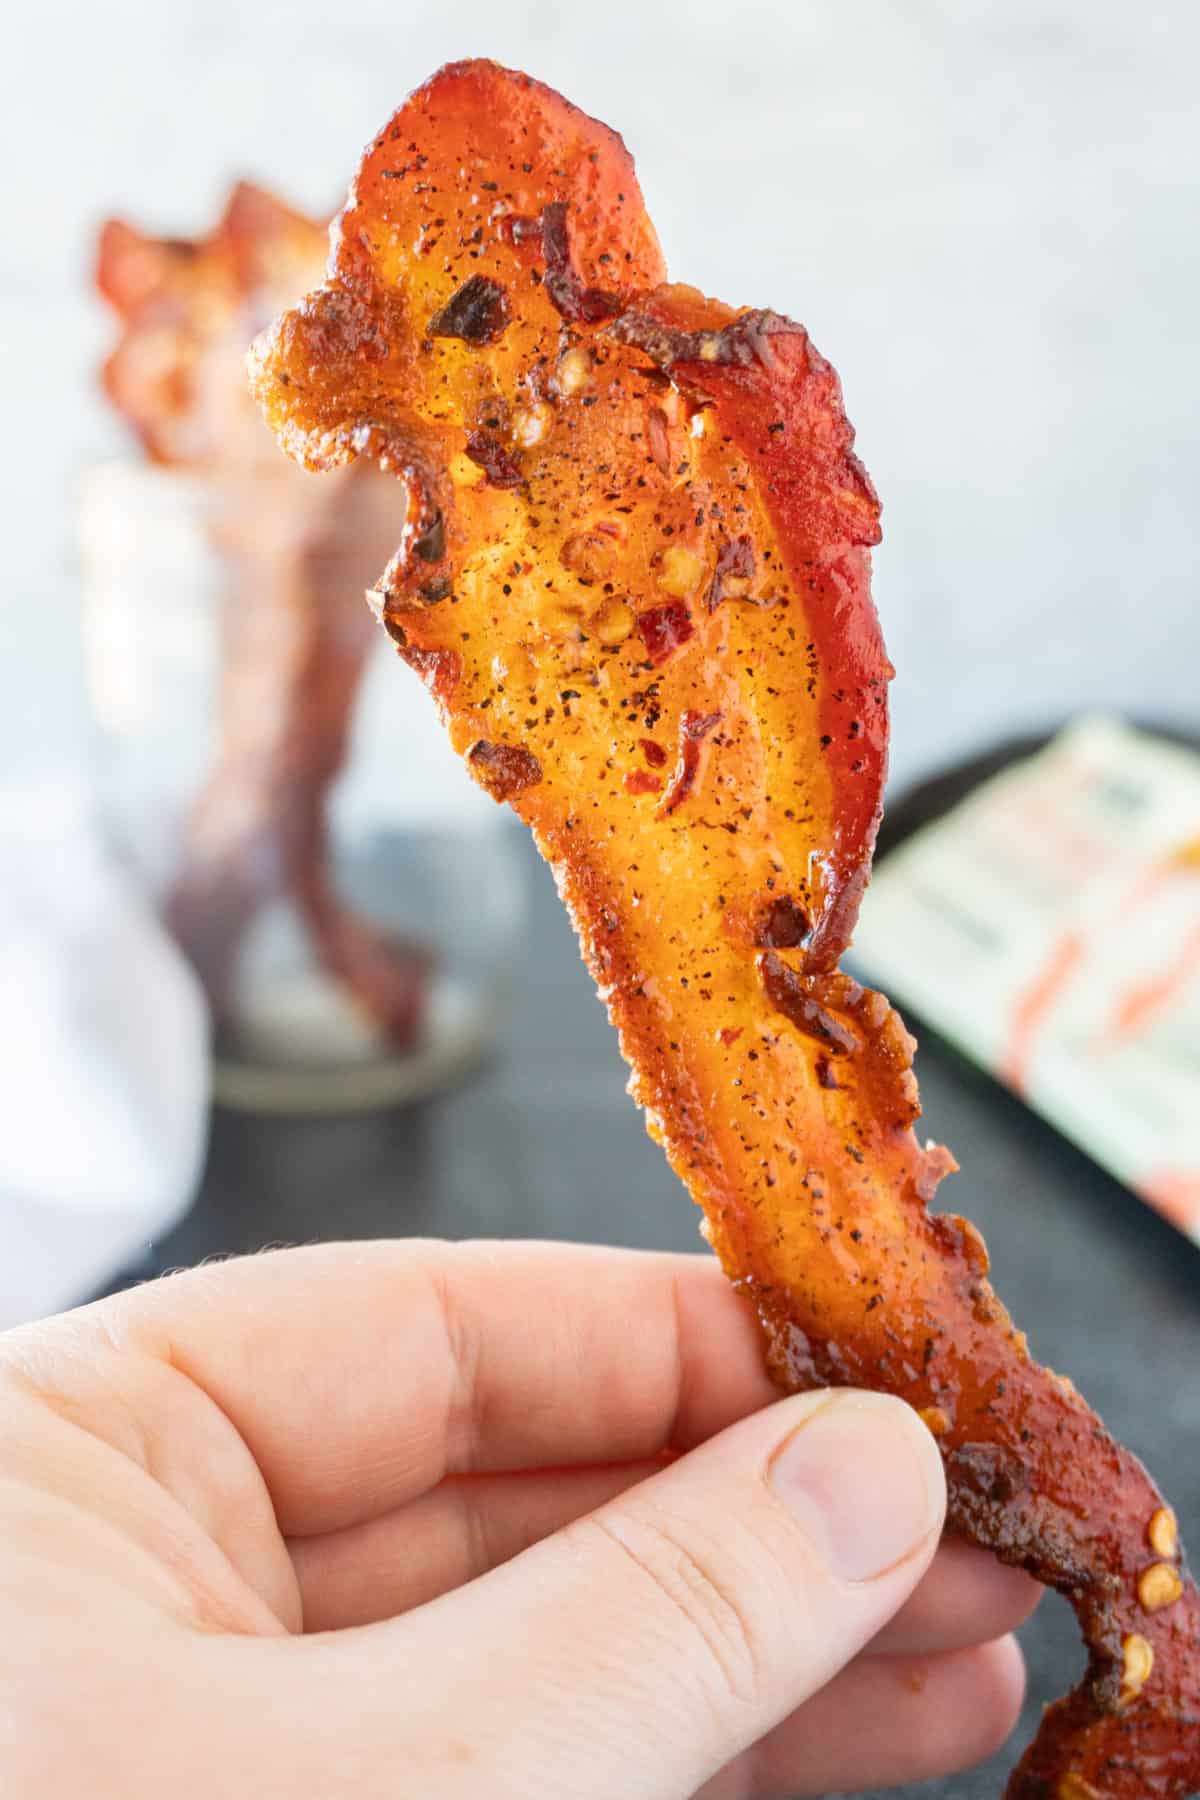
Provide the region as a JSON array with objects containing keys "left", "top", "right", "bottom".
[{"left": 86, "top": 1240, "right": 779, "bottom": 1535}]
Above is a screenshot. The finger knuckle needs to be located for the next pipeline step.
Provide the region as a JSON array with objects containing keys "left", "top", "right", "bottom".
[{"left": 586, "top": 1510, "right": 767, "bottom": 1713}]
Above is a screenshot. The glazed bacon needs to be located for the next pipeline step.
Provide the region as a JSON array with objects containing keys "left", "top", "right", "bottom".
[
  {"left": 249, "top": 60, "right": 1199, "bottom": 1796},
  {"left": 97, "top": 181, "right": 330, "bottom": 468},
  {"left": 96, "top": 184, "right": 428, "bottom": 1047}
]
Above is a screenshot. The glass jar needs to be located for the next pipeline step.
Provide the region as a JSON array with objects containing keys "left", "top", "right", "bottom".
[{"left": 78, "top": 460, "right": 526, "bottom": 1111}]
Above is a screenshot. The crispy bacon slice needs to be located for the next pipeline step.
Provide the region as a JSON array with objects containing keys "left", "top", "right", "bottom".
[
  {"left": 97, "top": 181, "right": 331, "bottom": 468},
  {"left": 249, "top": 59, "right": 1199, "bottom": 1795},
  {"left": 96, "top": 184, "right": 429, "bottom": 1048}
]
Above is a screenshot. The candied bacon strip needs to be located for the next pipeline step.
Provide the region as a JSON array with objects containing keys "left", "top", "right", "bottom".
[
  {"left": 97, "top": 182, "right": 330, "bottom": 467},
  {"left": 249, "top": 59, "right": 1200, "bottom": 1796},
  {"left": 96, "top": 184, "right": 429, "bottom": 1048}
]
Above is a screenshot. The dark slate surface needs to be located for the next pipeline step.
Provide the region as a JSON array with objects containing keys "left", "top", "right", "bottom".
[{"left": 105, "top": 826, "right": 1200, "bottom": 1799}]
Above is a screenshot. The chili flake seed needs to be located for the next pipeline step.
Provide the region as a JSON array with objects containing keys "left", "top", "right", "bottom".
[
  {"left": 555, "top": 346, "right": 593, "bottom": 394},
  {"left": 1118, "top": 1632, "right": 1154, "bottom": 1708},
  {"left": 1148, "top": 1506, "right": 1179, "bottom": 1560},
  {"left": 588, "top": 596, "right": 634, "bottom": 646},
  {"left": 512, "top": 403, "right": 552, "bottom": 448},
  {"left": 1138, "top": 1562, "right": 1184, "bottom": 1612},
  {"left": 656, "top": 543, "right": 705, "bottom": 598},
  {"left": 1057, "top": 1776, "right": 1101, "bottom": 1800}
]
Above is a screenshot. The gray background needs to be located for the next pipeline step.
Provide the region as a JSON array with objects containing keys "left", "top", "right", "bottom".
[{"left": 4, "top": 0, "right": 1198, "bottom": 788}]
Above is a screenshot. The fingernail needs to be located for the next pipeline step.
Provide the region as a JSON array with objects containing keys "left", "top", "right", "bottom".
[{"left": 769, "top": 1392, "right": 944, "bottom": 1583}]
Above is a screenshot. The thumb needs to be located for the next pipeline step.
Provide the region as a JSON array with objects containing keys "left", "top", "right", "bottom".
[{"left": 283, "top": 1387, "right": 946, "bottom": 1799}]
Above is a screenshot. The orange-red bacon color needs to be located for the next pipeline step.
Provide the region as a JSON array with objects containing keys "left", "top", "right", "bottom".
[
  {"left": 249, "top": 60, "right": 1199, "bottom": 1796},
  {"left": 96, "top": 184, "right": 429, "bottom": 1046}
]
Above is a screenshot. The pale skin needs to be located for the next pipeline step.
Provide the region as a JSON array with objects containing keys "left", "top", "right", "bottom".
[{"left": 0, "top": 1240, "right": 1038, "bottom": 1796}]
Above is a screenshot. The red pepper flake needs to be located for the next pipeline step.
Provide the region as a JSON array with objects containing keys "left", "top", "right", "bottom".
[
  {"left": 718, "top": 1026, "right": 743, "bottom": 1047},
  {"left": 705, "top": 533, "right": 756, "bottom": 611},
  {"left": 646, "top": 405, "right": 671, "bottom": 472},
  {"left": 624, "top": 769, "right": 663, "bottom": 795},
  {"left": 428, "top": 274, "right": 510, "bottom": 345},
  {"left": 502, "top": 212, "right": 545, "bottom": 248},
  {"left": 464, "top": 430, "right": 523, "bottom": 488},
  {"left": 756, "top": 894, "right": 812, "bottom": 949},
  {"left": 640, "top": 737, "right": 667, "bottom": 768},
  {"left": 636, "top": 599, "right": 694, "bottom": 665},
  {"left": 468, "top": 738, "right": 543, "bottom": 801},
  {"left": 659, "top": 709, "right": 721, "bottom": 815},
  {"left": 539, "top": 200, "right": 620, "bottom": 323}
]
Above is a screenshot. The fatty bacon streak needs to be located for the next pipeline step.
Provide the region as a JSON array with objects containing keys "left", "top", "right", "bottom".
[{"left": 249, "top": 59, "right": 1200, "bottom": 1798}]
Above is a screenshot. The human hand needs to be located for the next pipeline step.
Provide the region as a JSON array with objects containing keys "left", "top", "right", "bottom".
[{"left": 0, "top": 1241, "right": 1035, "bottom": 1796}]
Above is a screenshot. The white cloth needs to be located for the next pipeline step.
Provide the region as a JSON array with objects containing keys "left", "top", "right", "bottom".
[{"left": 0, "top": 775, "right": 210, "bottom": 1327}]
